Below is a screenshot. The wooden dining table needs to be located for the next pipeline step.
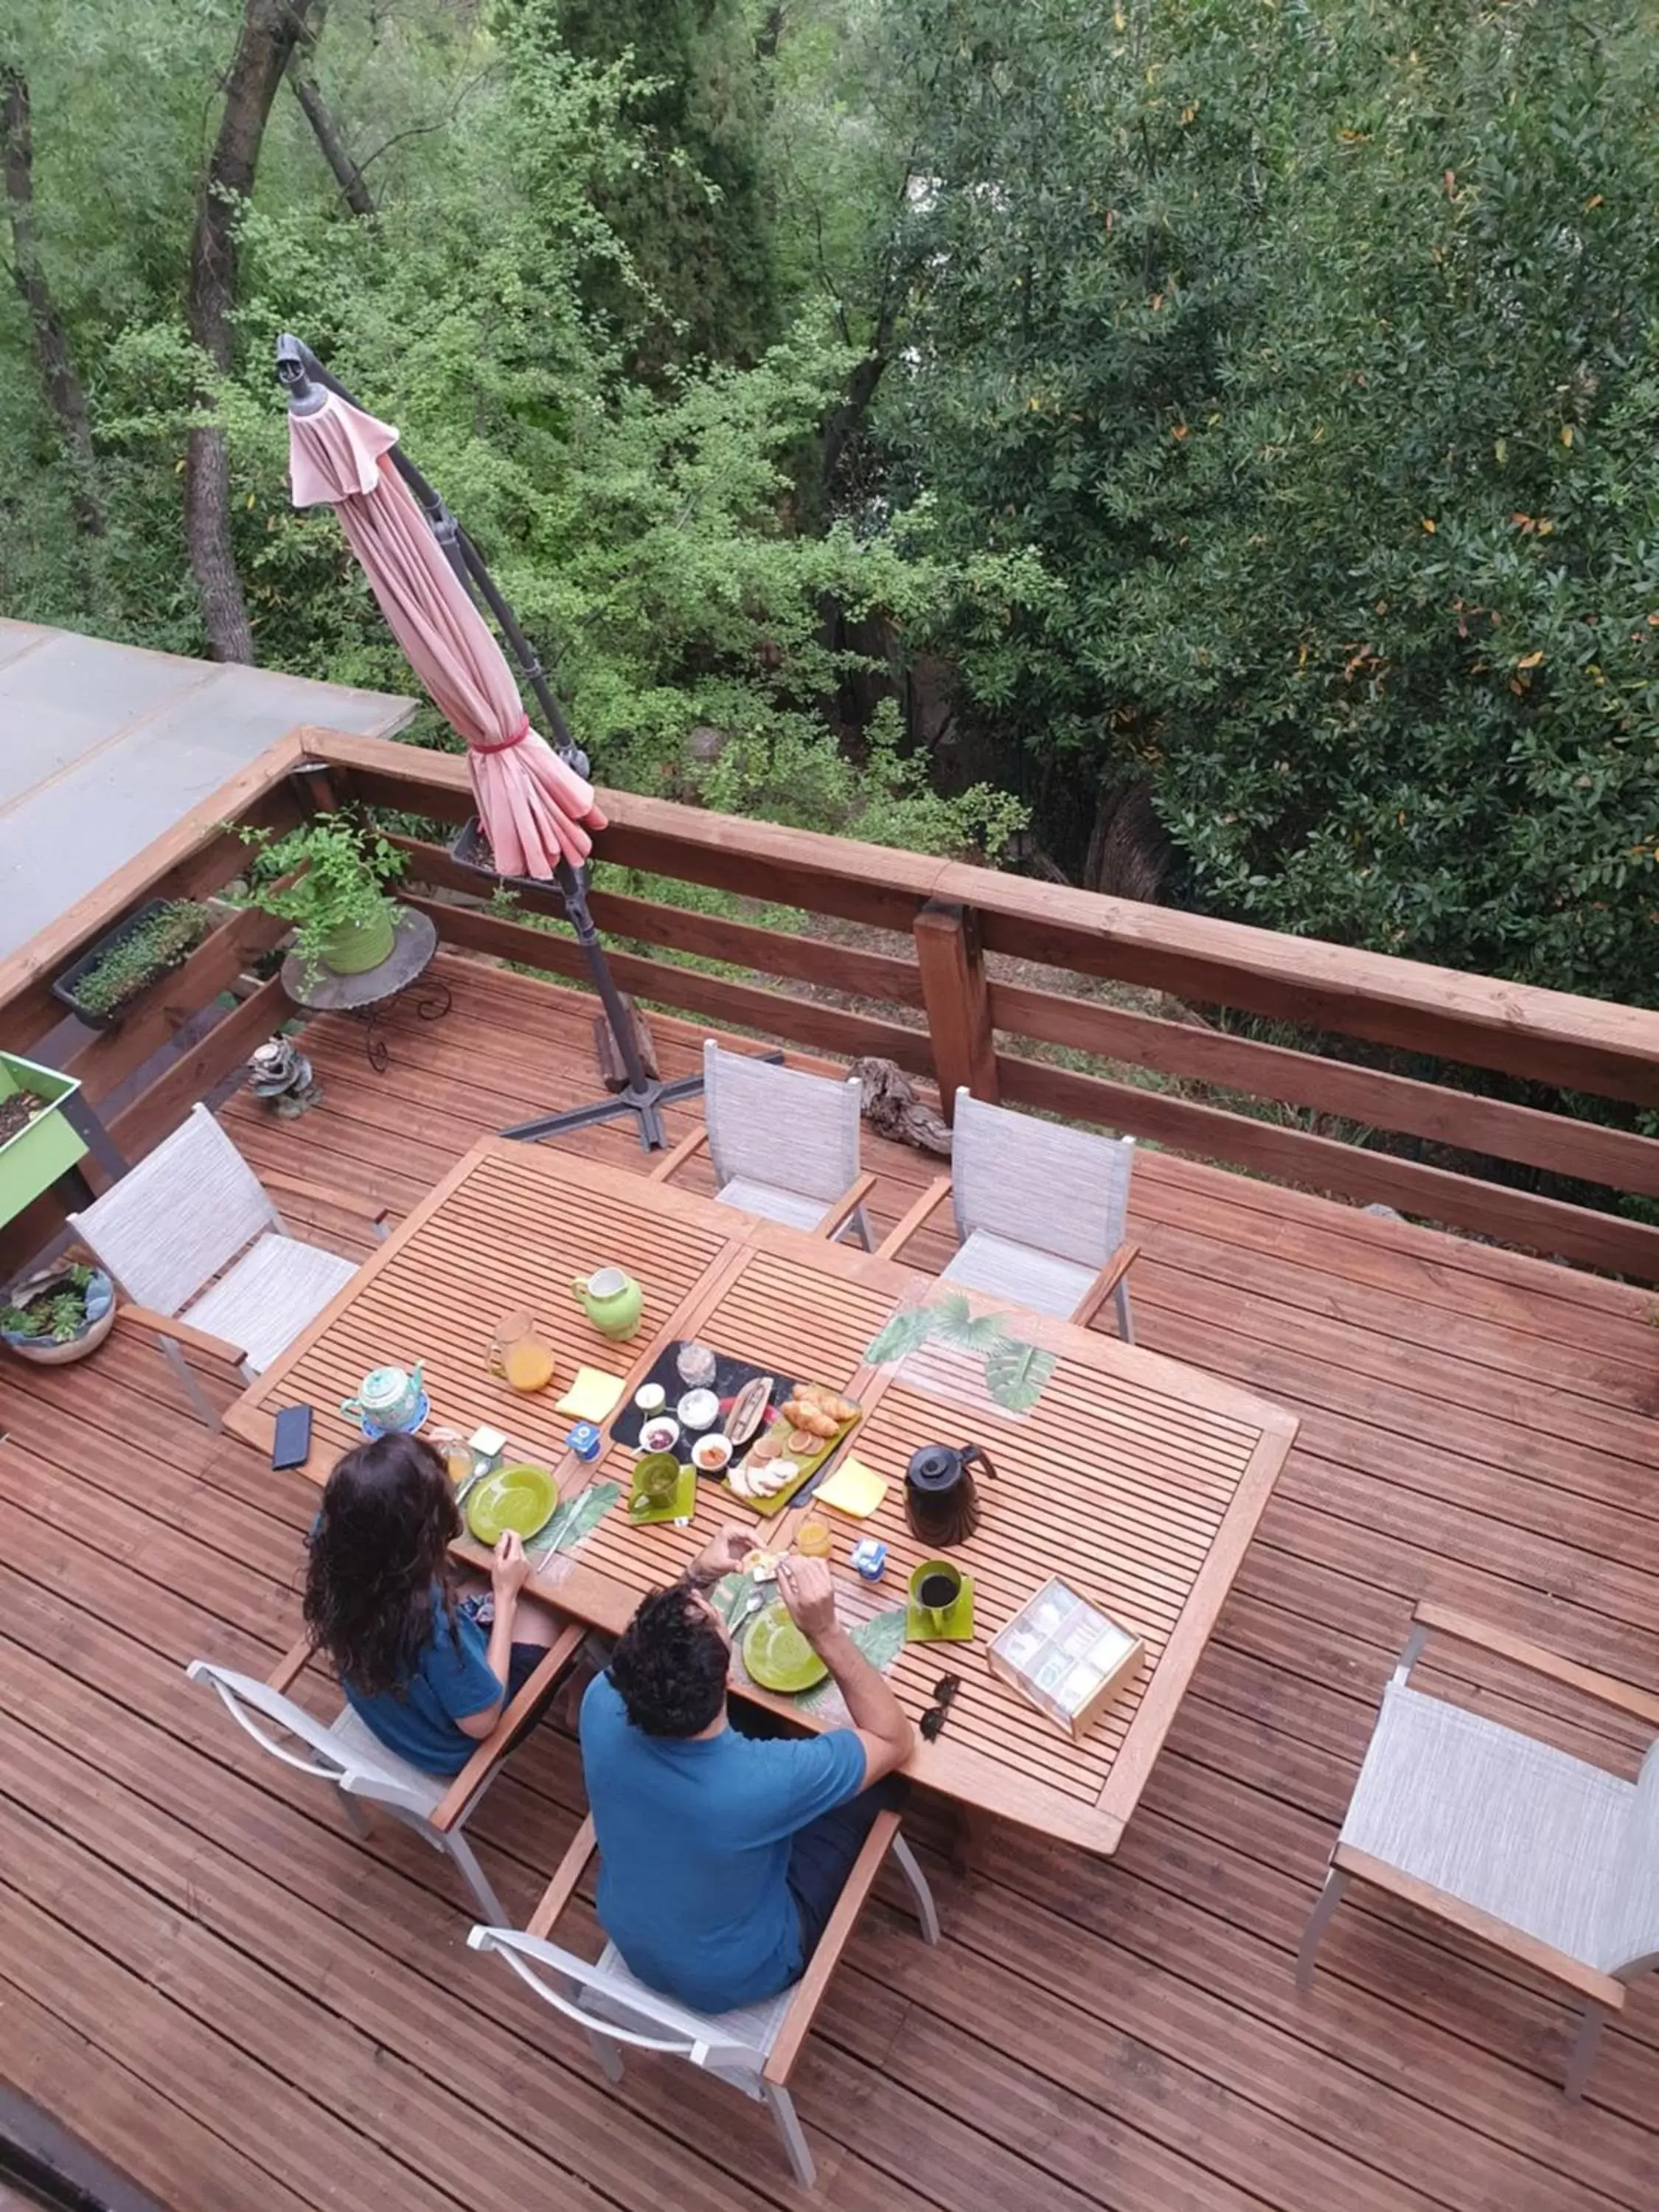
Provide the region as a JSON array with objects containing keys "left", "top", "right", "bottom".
[{"left": 226, "top": 1137, "right": 1298, "bottom": 1856}]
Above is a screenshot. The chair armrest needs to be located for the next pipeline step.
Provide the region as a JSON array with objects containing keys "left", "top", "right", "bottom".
[
  {"left": 876, "top": 1175, "right": 953, "bottom": 1264},
  {"left": 648, "top": 1126, "right": 709, "bottom": 1185},
  {"left": 265, "top": 1635, "right": 315, "bottom": 1695},
  {"left": 814, "top": 1172, "right": 877, "bottom": 1242},
  {"left": 763, "top": 1809, "right": 901, "bottom": 2086},
  {"left": 1410, "top": 1601, "right": 1659, "bottom": 1728},
  {"left": 261, "top": 1169, "right": 392, "bottom": 1227},
  {"left": 1333, "top": 1844, "right": 1627, "bottom": 2008},
  {"left": 527, "top": 1815, "right": 598, "bottom": 1941},
  {"left": 428, "top": 1620, "right": 587, "bottom": 1833},
  {"left": 116, "top": 1304, "right": 246, "bottom": 1366},
  {"left": 1068, "top": 1241, "right": 1141, "bottom": 1329}
]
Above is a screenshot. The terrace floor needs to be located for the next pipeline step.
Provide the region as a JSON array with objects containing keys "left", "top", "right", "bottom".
[{"left": 2, "top": 952, "right": 1658, "bottom": 2212}]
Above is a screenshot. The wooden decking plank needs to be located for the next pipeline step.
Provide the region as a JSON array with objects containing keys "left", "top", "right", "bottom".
[
  {"left": 942, "top": 1853, "right": 1658, "bottom": 2206},
  {"left": 0, "top": 1971, "right": 314, "bottom": 2212}
]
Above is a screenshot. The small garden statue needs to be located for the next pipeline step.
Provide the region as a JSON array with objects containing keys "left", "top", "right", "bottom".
[{"left": 248, "top": 1034, "right": 321, "bottom": 1118}]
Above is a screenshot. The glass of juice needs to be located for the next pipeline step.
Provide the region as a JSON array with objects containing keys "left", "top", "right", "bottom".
[{"left": 796, "top": 1518, "right": 833, "bottom": 1559}]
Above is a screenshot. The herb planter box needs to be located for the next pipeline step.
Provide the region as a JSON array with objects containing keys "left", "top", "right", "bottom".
[
  {"left": 0, "top": 1053, "right": 88, "bottom": 1228},
  {"left": 52, "top": 898, "right": 206, "bottom": 1029}
]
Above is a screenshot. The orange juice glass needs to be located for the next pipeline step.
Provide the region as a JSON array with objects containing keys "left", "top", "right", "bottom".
[{"left": 796, "top": 1518, "right": 833, "bottom": 1559}]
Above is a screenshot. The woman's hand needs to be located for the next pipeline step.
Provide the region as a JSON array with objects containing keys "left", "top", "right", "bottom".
[{"left": 490, "top": 1530, "right": 532, "bottom": 1604}]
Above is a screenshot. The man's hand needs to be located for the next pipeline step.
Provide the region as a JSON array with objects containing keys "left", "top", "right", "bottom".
[
  {"left": 490, "top": 1530, "right": 532, "bottom": 1601},
  {"left": 777, "top": 1555, "right": 838, "bottom": 1646},
  {"left": 690, "top": 1523, "right": 751, "bottom": 1581}
]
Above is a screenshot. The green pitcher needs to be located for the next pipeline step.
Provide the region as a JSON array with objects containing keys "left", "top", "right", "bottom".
[{"left": 571, "top": 1265, "right": 643, "bottom": 1341}]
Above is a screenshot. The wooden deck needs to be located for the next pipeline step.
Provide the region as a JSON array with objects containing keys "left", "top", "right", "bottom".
[{"left": 3, "top": 951, "right": 1658, "bottom": 2212}]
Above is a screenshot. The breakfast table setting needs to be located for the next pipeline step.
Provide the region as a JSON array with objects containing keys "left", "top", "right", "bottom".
[{"left": 225, "top": 1136, "right": 1298, "bottom": 1856}]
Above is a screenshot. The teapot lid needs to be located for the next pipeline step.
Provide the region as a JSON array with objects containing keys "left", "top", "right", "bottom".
[{"left": 907, "top": 1443, "right": 966, "bottom": 1493}]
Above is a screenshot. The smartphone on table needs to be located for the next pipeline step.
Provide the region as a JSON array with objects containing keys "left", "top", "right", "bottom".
[{"left": 271, "top": 1404, "right": 313, "bottom": 1471}]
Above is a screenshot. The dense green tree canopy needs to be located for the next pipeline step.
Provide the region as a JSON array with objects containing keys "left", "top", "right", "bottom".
[{"left": 0, "top": 0, "right": 1655, "bottom": 1001}]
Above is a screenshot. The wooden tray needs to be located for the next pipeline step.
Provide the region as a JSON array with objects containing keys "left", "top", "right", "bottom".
[{"left": 727, "top": 1398, "right": 861, "bottom": 1517}]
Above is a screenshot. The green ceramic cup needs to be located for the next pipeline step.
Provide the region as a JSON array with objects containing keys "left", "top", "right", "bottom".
[{"left": 909, "top": 1557, "right": 962, "bottom": 1632}]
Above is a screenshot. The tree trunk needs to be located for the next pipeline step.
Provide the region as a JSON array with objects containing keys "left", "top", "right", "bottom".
[
  {"left": 185, "top": 0, "right": 316, "bottom": 662},
  {"left": 288, "top": 1, "right": 376, "bottom": 218},
  {"left": 1, "top": 63, "right": 103, "bottom": 535}
]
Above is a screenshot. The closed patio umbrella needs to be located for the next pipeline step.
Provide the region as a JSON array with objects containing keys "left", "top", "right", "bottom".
[
  {"left": 285, "top": 375, "right": 602, "bottom": 879},
  {"left": 274, "top": 334, "right": 709, "bottom": 1147}
]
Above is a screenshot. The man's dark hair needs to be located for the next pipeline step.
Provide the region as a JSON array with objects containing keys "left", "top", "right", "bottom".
[{"left": 608, "top": 1582, "right": 729, "bottom": 1737}]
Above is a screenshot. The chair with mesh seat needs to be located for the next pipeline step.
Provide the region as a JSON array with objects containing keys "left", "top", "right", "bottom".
[
  {"left": 468, "top": 1807, "right": 939, "bottom": 2188},
  {"left": 69, "top": 1102, "right": 389, "bottom": 1428},
  {"left": 879, "top": 1089, "right": 1141, "bottom": 1335},
  {"left": 649, "top": 1042, "right": 876, "bottom": 1248},
  {"left": 187, "top": 1624, "right": 583, "bottom": 1924},
  {"left": 1298, "top": 1599, "right": 1659, "bottom": 2097}
]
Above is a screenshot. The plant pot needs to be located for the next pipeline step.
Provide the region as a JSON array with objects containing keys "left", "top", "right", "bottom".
[
  {"left": 0, "top": 1053, "right": 88, "bottom": 1228},
  {"left": 1, "top": 1267, "right": 115, "bottom": 1366},
  {"left": 52, "top": 897, "right": 206, "bottom": 1030},
  {"left": 319, "top": 904, "right": 397, "bottom": 975}
]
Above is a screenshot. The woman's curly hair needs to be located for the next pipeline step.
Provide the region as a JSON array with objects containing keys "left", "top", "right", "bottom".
[
  {"left": 304, "top": 1433, "right": 462, "bottom": 1698},
  {"left": 608, "top": 1582, "right": 731, "bottom": 1737}
]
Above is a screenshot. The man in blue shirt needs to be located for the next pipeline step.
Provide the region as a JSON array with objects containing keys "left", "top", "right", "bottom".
[{"left": 580, "top": 1528, "right": 917, "bottom": 2013}]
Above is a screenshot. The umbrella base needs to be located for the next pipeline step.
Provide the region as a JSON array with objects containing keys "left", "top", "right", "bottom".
[{"left": 500, "top": 1067, "right": 709, "bottom": 1152}]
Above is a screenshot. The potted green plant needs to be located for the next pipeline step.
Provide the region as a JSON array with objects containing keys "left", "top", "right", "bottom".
[
  {"left": 0, "top": 1051, "right": 89, "bottom": 1228},
  {"left": 237, "top": 815, "right": 407, "bottom": 980},
  {"left": 53, "top": 898, "right": 209, "bottom": 1029},
  {"left": 1, "top": 1257, "right": 115, "bottom": 1366}
]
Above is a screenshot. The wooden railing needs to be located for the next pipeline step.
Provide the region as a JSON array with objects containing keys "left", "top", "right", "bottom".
[{"left": 4, "top": 722, "right": 1659, "bottom": 1284}]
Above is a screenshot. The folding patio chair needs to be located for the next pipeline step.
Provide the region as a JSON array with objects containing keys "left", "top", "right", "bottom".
[
  {"left": 649, "top": 1041, "right": 876, "bottom": 1248},
  {"left": 69, "top": 1102, "right": 389, "bottom": 1427},
  {"left": 1298, "top": 1599, "right": 1659, "bottom": 2097},
  {"left": 187, "top": 1623, "right": 584, "bottom": 1924},
  {"left": 468, "top": 1808, "right": 940, "bottom": 2187},
  {"left": 879, "top": 1089, "right": 1141, "bottom": 1334}
]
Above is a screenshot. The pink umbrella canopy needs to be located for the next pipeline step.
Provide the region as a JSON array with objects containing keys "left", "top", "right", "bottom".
[{"left": 288, "top": 386, "right": 605, "bottom": 879}]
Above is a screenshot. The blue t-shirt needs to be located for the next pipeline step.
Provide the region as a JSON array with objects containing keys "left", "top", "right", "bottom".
[
  {"left": 341, "top": 1589, "right": 502, "bottom": 1776},
  {"left": 580, "top": 1672, "right": 866, "bottom": 2012}
]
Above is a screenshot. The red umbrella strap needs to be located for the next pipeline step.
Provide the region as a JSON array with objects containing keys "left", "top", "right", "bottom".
[{"left": 472, "top": 715, "right": 532, "bottom": 755}]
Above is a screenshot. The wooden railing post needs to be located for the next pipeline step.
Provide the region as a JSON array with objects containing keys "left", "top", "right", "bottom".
[{"left": 913, "top": 900, "right": 997, "bottom": 1123}]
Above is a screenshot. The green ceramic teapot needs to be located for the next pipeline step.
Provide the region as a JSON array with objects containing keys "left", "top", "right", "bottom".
[{"left": 571, "top": 1265, "right": 643, "bottom": 1341}]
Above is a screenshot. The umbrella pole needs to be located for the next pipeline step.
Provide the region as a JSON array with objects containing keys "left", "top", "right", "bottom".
[{"left": 278, "top": 335, "right": 704, "bottom": 1148}]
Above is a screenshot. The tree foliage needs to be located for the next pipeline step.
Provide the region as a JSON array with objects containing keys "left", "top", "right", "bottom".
[
  {"left": 1, "top": 0, "right": 1657, "bottom": 999},
  {"left": 866, "top": 0, "right": 1659, "bottom": 1001}
]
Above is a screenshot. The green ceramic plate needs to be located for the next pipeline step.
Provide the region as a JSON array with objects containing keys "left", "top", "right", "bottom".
[
  {"left": 465, "top": 1462, "right": 559, "bottom": 1545},
  {"left": 742, "top": 1601, "right": 830, "bottom": 1694}
]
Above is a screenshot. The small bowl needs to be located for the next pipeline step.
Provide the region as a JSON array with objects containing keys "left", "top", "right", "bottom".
[
  {"left": 633, "top": 1382, "right": 667, "bottom": 1414},
  {"left": 639, "top": 1416, "right": 681, "bottom": 1454},
  {"left": 678, "top": 1388, "right": 720, "bottom": 1433},
  {"left": 692, "top": 1431, "right": 733, "bottom": 1474}
]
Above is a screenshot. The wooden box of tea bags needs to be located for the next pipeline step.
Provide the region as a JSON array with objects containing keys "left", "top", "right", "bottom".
[{"left": 987, "top": 1576, "right": 1144, "bottom": 1741}]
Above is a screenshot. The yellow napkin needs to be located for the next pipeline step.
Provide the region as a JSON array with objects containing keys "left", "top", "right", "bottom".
[
  {"left": 555, "top": 1367, "right": 625, "bottom": 1422},
  {"left": 815, "top": 1456, "right": 888, "bottom": 1519}
]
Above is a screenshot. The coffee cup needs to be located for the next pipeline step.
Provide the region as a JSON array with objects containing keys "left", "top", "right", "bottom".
[{"left": 909, "top": 1557, "right": 963, "bottom": 1630}]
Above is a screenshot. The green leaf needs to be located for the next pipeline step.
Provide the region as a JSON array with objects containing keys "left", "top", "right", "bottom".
[
  {"left": 865, "top": 1304, "right": 940, "bottom": 1364},
  {"left": 533, "top": 1481, "right": 621, "bottom": 1557},
  {"left": 796, "top": 1607, "right": 908, "bottom": 1714},
  {"left": 983, "top": 1338, "right": 1058, "bottom": 1415}
]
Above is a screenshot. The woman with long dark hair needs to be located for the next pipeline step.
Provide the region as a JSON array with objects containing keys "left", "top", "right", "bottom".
[{"left": 305, "top": 1431, "right": 565, "bottom": 1775}]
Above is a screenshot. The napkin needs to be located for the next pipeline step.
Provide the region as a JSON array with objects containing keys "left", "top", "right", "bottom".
[
  {"left": 555, "top": 1366, "right": 625, "bottom": 1422},
  {"left": 815, "top": 1455, "right": 888, "bottom": 1518}
]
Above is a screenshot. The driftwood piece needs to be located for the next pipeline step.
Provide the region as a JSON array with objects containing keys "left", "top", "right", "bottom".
[{"left": 852, "top": 1056, "right": 952, "bottom": 1158}]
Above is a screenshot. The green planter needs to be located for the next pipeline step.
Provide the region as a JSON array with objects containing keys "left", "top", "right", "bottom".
[
  {"left": 0, "top": 1053, "right": 88, "bottom": 1228},
  {"left": 319, "top": 903, "right": 397, "bottom": 975}
]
